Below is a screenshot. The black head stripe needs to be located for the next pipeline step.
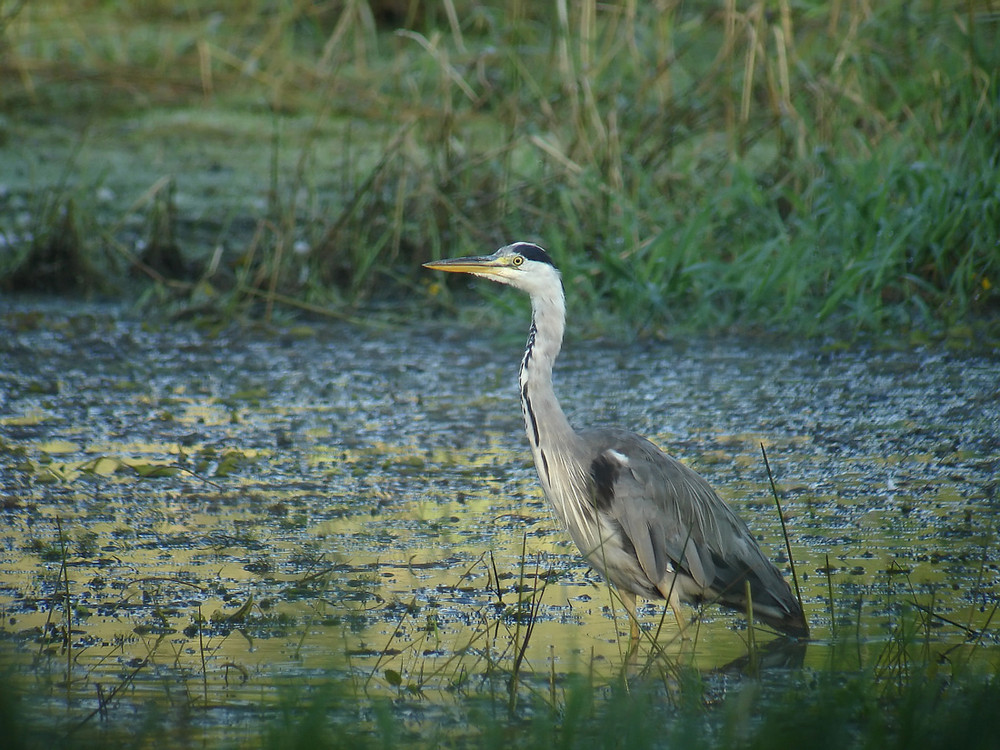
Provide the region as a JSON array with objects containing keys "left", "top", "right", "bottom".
[{"left": 510, "top": 242, "right": 555, "bottom": 267}]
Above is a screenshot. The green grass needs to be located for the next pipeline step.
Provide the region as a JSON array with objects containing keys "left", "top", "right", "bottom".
[
  {"left": 1, "top": 0, "right": 997, "bottom": 336},
  {"left": 6, "top": 672, "right": 1000, "bottom": 750}
]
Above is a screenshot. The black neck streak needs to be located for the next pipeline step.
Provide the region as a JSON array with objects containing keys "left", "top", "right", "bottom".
[{"left": 519, "top": 320, "right": 540, "bottom": 448}]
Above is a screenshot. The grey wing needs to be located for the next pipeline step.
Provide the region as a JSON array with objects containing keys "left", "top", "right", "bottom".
[{"left": 582, "top": 429, "right": 791, "bottom": 607}]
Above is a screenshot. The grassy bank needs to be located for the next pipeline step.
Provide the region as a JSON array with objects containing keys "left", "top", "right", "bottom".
[{"left": 1, "top": 1, "right": 998, "bottom": 336}]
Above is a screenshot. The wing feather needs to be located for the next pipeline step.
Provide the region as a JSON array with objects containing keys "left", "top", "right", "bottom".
[{"left": 582, "top": 428, "right": 800, "bottom": 623}]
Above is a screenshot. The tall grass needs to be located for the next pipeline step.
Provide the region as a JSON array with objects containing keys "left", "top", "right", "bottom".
[{"left": 0, "top": 1, "right": 997, "bottom": 335}]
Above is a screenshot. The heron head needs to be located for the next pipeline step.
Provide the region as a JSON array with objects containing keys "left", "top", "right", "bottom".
[{"left": 423, "top": 242, "right": 561, "bottom": 296}]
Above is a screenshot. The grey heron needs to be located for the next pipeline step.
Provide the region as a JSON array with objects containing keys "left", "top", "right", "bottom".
[{"left": 424, "top": 242, "right": 809, "bottom": 640}]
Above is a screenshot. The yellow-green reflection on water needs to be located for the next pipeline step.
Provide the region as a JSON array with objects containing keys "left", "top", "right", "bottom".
[{"left": 1, "top": 303, "right": 999, "bottom": 741}]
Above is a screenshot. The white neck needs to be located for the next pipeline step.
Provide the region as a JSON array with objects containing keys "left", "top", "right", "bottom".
[{"left": 518, "top": 284, "right": 578, "bottom": 492}]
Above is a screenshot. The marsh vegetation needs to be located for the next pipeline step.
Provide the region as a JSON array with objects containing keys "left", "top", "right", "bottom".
[
  {"left": 2, "top": 303, "right": 999, "bottom": 747},
  {"left": 1, "top": 0, "right": 997, "bottom": 336},
  {"left": 1, "top": 1, "right": 999, "bottom": 747}
]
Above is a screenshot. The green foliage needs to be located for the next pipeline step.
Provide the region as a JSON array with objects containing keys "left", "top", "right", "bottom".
[
  {"left": 1, "top": 0, "right": 997, "bottom": 335},
  {"left": 3, "top": 650, "right": 1000, "bottom": 750}
]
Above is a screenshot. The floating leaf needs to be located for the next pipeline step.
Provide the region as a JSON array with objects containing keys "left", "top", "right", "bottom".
[
  {"left": 132, "top": 463, "right": 180, "bottom": 478},
  {"left": 38, "top": 462, "right": 83, "bottom": 482},
  {"left": 1, "top": 411, "right": 48, "bottom": 426},
  {"left": 384, "top": 668, "right": 402, "bottom": 687},
  {"left": 214, "top": 450, "right": 245, "bottom": 477},
  {"left": 82, "top": 456, "right": 122, "bottom": 476},
  {"left": 38, "top": 439, "right": 80, "bottom": 454},
  {"left": 231, "top": 387, "right": 268, "bottom": 401},
  {"left": 133, "top": 624, "right": 177, "bottom": 636}
]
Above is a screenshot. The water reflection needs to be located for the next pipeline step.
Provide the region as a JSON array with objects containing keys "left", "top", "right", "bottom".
[{"left": 1, "top": 302, "right": 998, "bottom": 731}]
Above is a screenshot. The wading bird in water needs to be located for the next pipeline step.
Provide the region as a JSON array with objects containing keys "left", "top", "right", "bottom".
[{"left": 424, "top": 243, "right": 808, "bottom": 641}]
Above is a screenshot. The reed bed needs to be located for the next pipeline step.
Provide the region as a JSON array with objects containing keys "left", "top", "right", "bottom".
[{"left": 1, "top": 1, "right": 996, "bottom": 335}]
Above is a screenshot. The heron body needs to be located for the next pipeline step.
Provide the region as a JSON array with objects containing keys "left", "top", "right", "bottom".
[{"left": 424, "top": 242, "right": 808, "bottom": 639}]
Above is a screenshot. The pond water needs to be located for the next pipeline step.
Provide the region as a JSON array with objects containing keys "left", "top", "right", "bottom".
[{"left": 1, "top": 300, "right": 998, "bottom": 739}]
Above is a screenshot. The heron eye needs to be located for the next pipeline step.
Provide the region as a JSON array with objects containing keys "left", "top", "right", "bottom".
[{"left": 512, "top": 255, "right": 524, "bottom": 267}]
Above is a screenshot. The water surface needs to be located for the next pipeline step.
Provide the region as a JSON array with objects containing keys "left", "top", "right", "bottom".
[{"left": 1, "top": 300, "right": 997, "bottom": 737}]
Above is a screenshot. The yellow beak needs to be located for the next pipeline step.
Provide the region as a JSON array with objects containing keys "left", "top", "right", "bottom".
[{"left": 422, "top": 254, "right": 508, "bottom": 276}]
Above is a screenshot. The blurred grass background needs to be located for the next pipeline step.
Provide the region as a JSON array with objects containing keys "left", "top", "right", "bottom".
[{"left": 0, "top": 0, "right": 997, "bottom": 337}]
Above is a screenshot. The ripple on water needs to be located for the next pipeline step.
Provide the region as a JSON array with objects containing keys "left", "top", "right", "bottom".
[{"left": 1, "top": 301, "right": 998, "bottom": 737}]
